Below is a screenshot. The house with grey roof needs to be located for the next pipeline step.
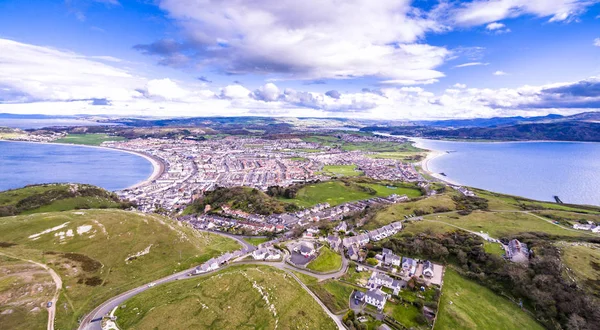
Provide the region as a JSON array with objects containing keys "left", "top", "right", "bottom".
[
  {"left": 327, "top": 236, "right": 342, "bottom": 251},
  {"left": 423, "top": 260, "right": 434, "bottom": 278},
  {"left": 348, "top": 245, "right": 360, "bottom": 261},
  {"left": 365, "top": 289, "right": 387, "bottom": 310}
]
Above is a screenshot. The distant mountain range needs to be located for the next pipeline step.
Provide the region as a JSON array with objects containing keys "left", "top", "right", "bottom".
[{"left": 362, "top": 112, "right": 600, "bottom": 142}]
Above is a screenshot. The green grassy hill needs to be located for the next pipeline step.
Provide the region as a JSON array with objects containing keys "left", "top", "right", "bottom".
[
  {"left": 0, "top": 209, "right": 239, "bottom": 329},
  {"left": 0, "top": 184, "right": 134, "bottom": 217},
  {"left": 436, "top": 268, "right": 543, "bottom": 330},
  {"left": 53, "top": 133, "right": 126, "bottom": 146},
  {"left": 114, "top": 265, "right": 337, "bottom": 329}
]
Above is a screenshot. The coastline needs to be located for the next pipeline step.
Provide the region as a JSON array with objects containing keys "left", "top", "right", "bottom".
[
  {"left": 0, "top": 139, "right": 164, "bottom": 191},
  {"left": 419, "top": 149, "right": 461, "bottom": 186}
]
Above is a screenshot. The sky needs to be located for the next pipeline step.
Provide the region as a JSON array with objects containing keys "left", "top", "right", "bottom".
[{"left": 0, "top": 0, "right": 599, "bottom": 120}]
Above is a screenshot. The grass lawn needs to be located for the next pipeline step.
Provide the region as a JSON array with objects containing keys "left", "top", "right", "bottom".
[
  {"left": 289, "top": 157, "right": 309, "bottom": 161},
  {"left": 0, "top": 209, "right": 239, "bottom": 329},
  {"left": 361, "top": 183, "right": 422, "bottom": 199},
  {"left": 401, "top": 220, "right": 457, "bottom": 235},
  {"left": 560, "top": 243, "right": 600, "bottom": 295},
  {"left": 320, "top": 165, "right": 363, "bottom": 177},
  {"left": 341, "top": 141, "right": 423, "bottom": 153},
  {"left": 473, "top": 189, "right": 600, "bottom": 214},
  {"left": 436, "top": 268, "right": 543, "bottom": 330},
  {"left": 366, "top": 151, "right": 426, "bottom": 163},
  {"left": 341, "top": 265, "right": 371, "bottom": 287},
  {"left": 54, "top": 133, "right": 126, "bottom": 146},
  {"left": 385, "top": 303, "right": 423, "bottom": 329},
  {"left": 483, "top": 241, "right": 505, "bottom": 256},
  {"left": 308, "top": 280, "right": 355, "bottom": 314},
  {"left": 242, "top": 237, "right": 270, "bottom": 246},
  {"left": 424, "top": 210, "right": 591, "bottom": 238},
  {"left": 307, "top": 247, "right": 342, "bottom": 272},
  {"left": 0, "top": 256, "right": 53, "bottom": 330},
  {"left": 115, "top": 265, "right": 336, "bottom": 329}
]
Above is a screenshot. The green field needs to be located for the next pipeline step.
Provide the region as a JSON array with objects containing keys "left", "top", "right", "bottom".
[
  {"left": 242, "top": 237, "right": 270, "bottom": 246},
  {"left": 282, "top": 181, "right": 421, "bottom": 208},
  {"left": 366, "top": 151, "right": 426, "bottom": 163},
  {"left": 307, "top": 247, "right": 342, "bottom": 272},
  {"left": 115, "top": 265, "right": 337, "bottom": 329},
  {"left": 319, "top": 165, "right": 363, "bottom": 177},
  {"left": 54, "top": 133, "right": 126, "bottom": 146},
  {"left": 560, "top": 243, "right": 600, "bottom": 294},
  {"left": 436, "top": 268, "right": 543, "bottom": 330},
  {"left": 0, "top": 256, "right": 53, "bottom": 330},
  {"left": 0, "top": 209, "right": 239, "bottom": 329},
  {"left": 385, "top": 303, "right": 423, "bottom": 328}
]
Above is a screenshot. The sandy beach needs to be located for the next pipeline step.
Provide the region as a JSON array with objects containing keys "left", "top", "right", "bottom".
[
  {"left": 419, "top": 149, "right": 461, "bottom": 186},
  {"left": 111, "top": 148, "right": 165, "bottom": 190}
]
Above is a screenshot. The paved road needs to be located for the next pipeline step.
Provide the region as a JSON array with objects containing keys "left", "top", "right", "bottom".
[
  {"left": 0, "top": 252, "right": 62, "bottom": 330},
  {"left": 78, "top": 238, "right": 348, "bottom": 330}
]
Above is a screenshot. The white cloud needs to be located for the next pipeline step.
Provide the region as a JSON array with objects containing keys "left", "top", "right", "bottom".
[
  {"left": 450, "top": 0, "right": 598, "bottom": 26},
  {"left": 454, "top": 62, "right": 489, "bottom": 68},
  {"left": 139, "top": 0, "right": 449, "bottom": 84},
  {"left": 486, "top": 22, "right": 505, "bottom": 30},
  {"left": 594, "top": 38, "right": 600, "bottom": 47},
  {"left": 485, "top": 22, "right": 511, "bottom": 33},
  {"left": 493, "top": 70, "right": 508, "bottom": 76},
  {"left": 2, "top": 38, "right": 599, "bottom": 120}
]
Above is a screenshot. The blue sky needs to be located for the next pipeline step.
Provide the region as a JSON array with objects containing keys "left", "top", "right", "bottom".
[{"left": 0, "top": 0, "right": 599, "bottom": 119}]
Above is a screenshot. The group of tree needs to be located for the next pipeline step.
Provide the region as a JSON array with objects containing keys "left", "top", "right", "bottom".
[
  {"left": 186, "top": 186, "right": 299, "bottom": 216},
  {"left": 381, "top": 230, "right": 600, "bottom": 330}
]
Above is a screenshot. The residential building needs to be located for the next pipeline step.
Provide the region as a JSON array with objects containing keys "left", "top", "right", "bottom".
[
  {"left": 402, "top": 257, "right": 417, "bottom": 276},
  {"left": 423, "top": 260, "right": 434, "bottom": 278},
  {"left": 365, "top": 289, "right": 387, "bottom": 310}
]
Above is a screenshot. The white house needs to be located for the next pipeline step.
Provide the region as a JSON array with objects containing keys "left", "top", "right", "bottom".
[
  {"left": 295, "top": 241, "right": 316, "bottom": 257},
  {"left": 252, "top": 248, "right": 281, "bottom": 260},
  {"left": 365, "top": 289, "right": 387, "bottom": 310}
]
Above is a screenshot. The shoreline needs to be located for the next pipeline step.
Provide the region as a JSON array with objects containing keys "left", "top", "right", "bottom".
[
  {"left": 419, "top": 149, "right": 462, "bottom": 186},
  {"left": 0, "top": 139, "right": 165, "bottom": 191}
]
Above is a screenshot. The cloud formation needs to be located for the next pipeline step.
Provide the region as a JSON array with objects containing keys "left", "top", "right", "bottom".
[
  {"left": 133, "top": 0, "right": 449, "bottom": 84},
  {"left": 1, "top": 38, "right": 600, "bottom": 120},
  {"left": 449, "top": 0, "right": 598, "bottom": 26},
  {"left": 454, "top": 62, "right": 489, "bottom": 68}
]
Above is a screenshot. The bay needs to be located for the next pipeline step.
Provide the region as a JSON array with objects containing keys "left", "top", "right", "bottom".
[
  {"left": 0, "top": 141, "right": 153, "bottom": 191},
  {"left": 413, "top": 138, "right": 600, "bottom": 206}
]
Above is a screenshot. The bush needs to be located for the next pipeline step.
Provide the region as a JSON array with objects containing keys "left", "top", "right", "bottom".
[{"left": 366, "top": 258, "right": 378, "bottom": 266}]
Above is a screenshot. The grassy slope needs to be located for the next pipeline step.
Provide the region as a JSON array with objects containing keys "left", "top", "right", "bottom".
[
  {"left": 115, "top": 265, "right": 336, "bottom": 329},
  {"left": 309, "top": 280, "right": 355, "bottom": 314},
  {"left": 366, "top": 194, "right": 456, "bottom": 229},
  {"left": 283, "top": 181, "right": 421, "bottom": 208},
  {"left": 436, "top": 268, "right": 543, "bottom": 330},
  {"left": 425, "top": 211, "right": 590, "bottom": 237},
  {"left": 560, "top": 243, "right": 600, "bottom": 295},
  {"left": 53, "top": 134, "right": 126, "bottom": 146},
  {"left": 0, "top": 209, "right": 239, "bottom": 329},
  {"left": 307, "top": 247, "right": 342, "bottom": 272},
  {"left": 0, "top": 184, "right": 126, "bottom": 217},
  {"left": 0, "top": 256, "right": 54, "bottom": 330}
]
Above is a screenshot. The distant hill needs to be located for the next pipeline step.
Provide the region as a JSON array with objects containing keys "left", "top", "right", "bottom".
[
  {"left": 414, "top": 114, "right": 564, "bottom": 128},
  {"left": 0, "top": 183, "right": 135, "bottom": 217},
  {"left": 362, "top": 112, "right": 600, "bottom": 142}
]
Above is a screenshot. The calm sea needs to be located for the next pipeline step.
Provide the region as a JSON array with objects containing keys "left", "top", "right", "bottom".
[
  {"left": 0, "top": 141, "right": 153, "bottom": 191},
  {"left": 413, "top": 139, "right": 600, "bottom": 206}
]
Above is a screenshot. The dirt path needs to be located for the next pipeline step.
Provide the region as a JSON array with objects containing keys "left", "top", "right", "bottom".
[{"left": 0, "top": 252, "right": 62, "bottom": 330}]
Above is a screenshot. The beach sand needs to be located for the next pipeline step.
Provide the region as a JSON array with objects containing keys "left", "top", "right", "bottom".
[{"left": 419, "top": 149, "right": 461, "bottom": 186}]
